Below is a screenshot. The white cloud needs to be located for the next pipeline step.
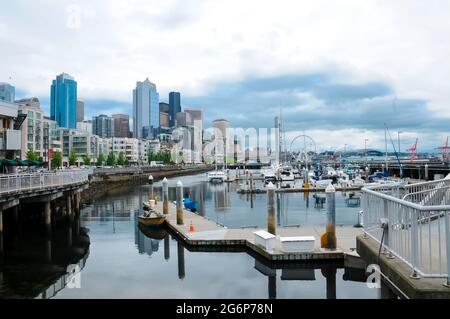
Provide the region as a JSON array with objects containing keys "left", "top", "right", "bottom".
[{"left": 1, "top": 0, "right": 449, "bottom": 150}]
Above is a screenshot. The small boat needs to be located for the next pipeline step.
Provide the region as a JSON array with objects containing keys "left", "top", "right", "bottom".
[
  {"left": 208, "top": 171, "right": 226, "bottom": 183},
  {"left": 183, "top": 197, "right": 198, "bottom": 212},
  {"left": 138, "top": 212, "right": 166, "bottom": 227}
]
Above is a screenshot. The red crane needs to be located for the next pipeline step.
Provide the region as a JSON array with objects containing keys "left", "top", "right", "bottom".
[
  {"left": 406, "top": 138, "right": 419, "bottom": 160},
  {"left": 435, "top": 136, "right": 450, "bottom": 161}
]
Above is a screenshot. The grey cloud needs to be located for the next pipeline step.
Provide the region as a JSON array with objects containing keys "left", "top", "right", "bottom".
[{"left": 183, "top": 72, "right": 446, "bottom": 134}]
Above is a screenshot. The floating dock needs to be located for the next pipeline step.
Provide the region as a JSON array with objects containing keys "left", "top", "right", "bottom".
[
  {"left": 237, "top": 186, "right": 363, "bottom": 194},
  {"left": 154, "top": 202, "right": 363, "bottom": 262}
]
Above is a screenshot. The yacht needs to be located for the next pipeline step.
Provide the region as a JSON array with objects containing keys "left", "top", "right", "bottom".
[{"left": 208, "top": 171, "right": 226, "bottom": 183}]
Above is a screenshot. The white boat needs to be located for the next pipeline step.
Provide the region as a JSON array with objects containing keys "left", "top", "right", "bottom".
[
  {"left": 208, "top": 171, "right": 226, "bottom": 183},
  {"left": 312, "top": 178, "right": 333, "bottom": 188}
]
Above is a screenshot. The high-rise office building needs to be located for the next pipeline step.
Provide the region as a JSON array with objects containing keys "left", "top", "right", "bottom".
[
  {"left": 112, "top": 114, "right": 130, "bottom": 138},
  {"left": 169, "top": 92, "right": 181, "bottom": 127},
  {"left": 185, "top": 109, "right": 204, "bottom": 163},
  {"left": 92, "top": 114, "right": 114, "bottom": 138},
  {"left": 50, "top": 73, "right": 77, "bottom": 129},
  {"left": 76, "top": 99, "right": 84, "bottom": 122},
  {"left": 159, "top": 102, "right": 170, "bottom": 128},
  {"left": 0, "top": 83, "right": 15, "bottom": 102},
  {"left": 133, "top": 78, "right": 159, "bottom": 139}
]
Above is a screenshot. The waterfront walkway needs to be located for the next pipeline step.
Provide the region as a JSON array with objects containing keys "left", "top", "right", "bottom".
[{"left": 156, "top": 202, "right": 362, "bottom": 261}]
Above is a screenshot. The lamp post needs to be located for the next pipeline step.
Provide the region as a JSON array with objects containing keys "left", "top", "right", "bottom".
[{"left": 364, "top": 139, "right": 368, "bottom": 167}]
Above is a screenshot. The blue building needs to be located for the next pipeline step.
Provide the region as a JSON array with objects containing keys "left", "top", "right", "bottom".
[
  {"left": 169, "top": 92, "right": 181, "bottom": 127},
  {"left": 133, "top": 78, "right": 159, "bottom": 139},
  {"left": 50, "top": 73, "right": 77, "bottom": 129},
  {"left": 0, "top": 82, "right": 15, "bottom": 102}
]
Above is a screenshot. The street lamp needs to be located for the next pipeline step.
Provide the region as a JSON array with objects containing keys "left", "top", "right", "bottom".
[{"left": 364, "top": 139, "right": 369, "bottom": 167}]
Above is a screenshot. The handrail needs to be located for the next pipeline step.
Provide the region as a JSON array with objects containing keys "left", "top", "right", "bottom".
[
  {"left": 362, "top": 187, "right": 450, "bottom": 211},
  {"left": 402, "top": 185, "right": 450, "bottom": 201}
]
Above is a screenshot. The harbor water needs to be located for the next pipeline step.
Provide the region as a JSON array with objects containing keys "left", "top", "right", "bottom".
[{"left": 0, "top": 172, "right": 379, "bottom": 299}]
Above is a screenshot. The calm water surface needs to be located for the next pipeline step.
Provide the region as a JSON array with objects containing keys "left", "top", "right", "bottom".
[{"left": 1, "top": 173, "right": 379, "bottom": 299}]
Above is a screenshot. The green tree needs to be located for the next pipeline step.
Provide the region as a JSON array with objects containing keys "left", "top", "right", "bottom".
[
  {"left": 117, "top": 152, "right": 126, "bottom": 165},
  {"left": 69, "top": 150, "right": 78, "bottom": 166},
  {"left": 82, "top": 154, "right": 91, "bottom": 166},
  {"left": 26, "top": 149, "right": 38, "bottom": 161},
  {"left": 97, "top": 153, "right": 105, "bottom": 166},
  {"left": 106, "top": 151, "right": 115, "bottom": 166},
  {"left": 52, "top": 151, "right": 62, "bottom": 169}
]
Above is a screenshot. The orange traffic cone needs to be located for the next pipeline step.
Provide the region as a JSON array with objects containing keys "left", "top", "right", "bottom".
[{"left": 189, "top": 221, "right": 195, "bottom": 232}]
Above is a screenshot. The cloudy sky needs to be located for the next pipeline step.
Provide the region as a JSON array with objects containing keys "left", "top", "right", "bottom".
[{"left": 1, "top": 0, "right": 450, "bottom": 152}]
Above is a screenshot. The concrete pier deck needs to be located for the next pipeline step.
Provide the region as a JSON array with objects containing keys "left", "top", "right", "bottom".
[{"left": 154, "top": 201, "right": 362, "bottom": 262}]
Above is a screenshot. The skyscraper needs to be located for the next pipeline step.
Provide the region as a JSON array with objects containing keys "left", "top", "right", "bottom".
[
  {"left": 169, "top": 92, "right": 181, "bottom": 127},
  {"left": 92, "top": 114, "right": 114, "bottom": 138},
  {"left": 112, "top": 114, "right": 130, "bottom": 138},
  {"left": 76, "top": 100, "right": 85, "bottom": 122},
  {"left": 0, "top": 83, "right": 15, "bottom": 103},
  {"left": 50, "top": 73, "right": 77, "bottom": 129},
  {"left": 133, "top": 78, "right": 159, "bottom": 139}
]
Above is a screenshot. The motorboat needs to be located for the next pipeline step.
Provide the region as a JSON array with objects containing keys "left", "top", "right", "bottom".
[{"left": 208, "top": 170, "right": 226, "bottom": 183}]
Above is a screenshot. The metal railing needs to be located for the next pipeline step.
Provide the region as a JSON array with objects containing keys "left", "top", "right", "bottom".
[
  {"left": 0, "top": 169, "right": 92, "bottom": 196},
  {"left": 362, "top": 180, "right": 450, "bottom": 284}
]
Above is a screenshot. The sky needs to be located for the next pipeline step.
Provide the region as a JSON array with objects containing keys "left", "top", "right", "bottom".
[{"left": 1, "top": 0, "right": 450, "bottom": 152}]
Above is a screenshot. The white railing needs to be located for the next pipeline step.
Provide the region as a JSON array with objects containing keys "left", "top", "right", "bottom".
[
  {"left": 362, "top": 181, "right": 450, "bottom": 284},
  {"left": 0, "top": 169, "right": 92, "bottom": 196}
]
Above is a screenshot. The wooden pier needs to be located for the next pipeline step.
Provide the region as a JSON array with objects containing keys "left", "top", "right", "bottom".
[{"left": 154, "top": 201, "right": 363, "bottom": 262}]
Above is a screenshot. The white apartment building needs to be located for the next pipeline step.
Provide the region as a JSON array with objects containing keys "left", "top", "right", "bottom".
[{"left": 111, "top": 137, "right": 139, "bottom": 163}]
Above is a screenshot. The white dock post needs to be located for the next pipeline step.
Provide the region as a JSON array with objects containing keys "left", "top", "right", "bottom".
[
  {"left": 163, "top": 178, "right": 169, "bottom": 215},
  {"left": 176, "top": 180, "right": 184, "bottom": 225},
  {"left": 321, "top": 184, "right": 336, "bottom": 249},
  {"left": 267, "top": 182, "right": 276, "bottom": 235}
]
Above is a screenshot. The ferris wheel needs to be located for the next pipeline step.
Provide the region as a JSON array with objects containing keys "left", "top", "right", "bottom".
[{"left": 289, "top": 134, "right": 317, "bottom": 163}]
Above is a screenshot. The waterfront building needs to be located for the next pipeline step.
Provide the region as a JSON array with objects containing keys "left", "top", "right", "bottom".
[
  {"left": 169, "top": 92, "right": 181, "bottom": 127},
  {"left": 0, "top": 82, "right": 15, "bottom": 103},
  {"left": 50, "top": 73, "right": 77, "bottom": 129},
  {"left": 76, "top": 120, "right": 93, "bottom": 134},
  {"left": 56, "top": 128, "right": 96, "bottom": 166},
  {"left": 76, "top": 100, "right": 85, "bottom": 122},
  {"left": 17, "top": 98, "right": 44, "bottom": 159},
  {"left": 43, "top": 116, "right": 60, "bottom": 161},
  {"left": 110, "top": 137, "right": 139, "bottom": 163},
  {"left": 92, "top": 114, "right": 114, "bottom": 138},
  {"left": 133, "top": 78, "right": 160, "bottom": 139},
  {"left": 112, "top": 114, "right": 130, "bottom": 138},
  {"left": 0, "top": 100, "right": 22, "bottom": 167}
]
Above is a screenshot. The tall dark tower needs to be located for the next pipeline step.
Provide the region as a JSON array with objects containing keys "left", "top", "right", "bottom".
[{"left": 169, "top": 92, "right": 181, "bottom": 127}]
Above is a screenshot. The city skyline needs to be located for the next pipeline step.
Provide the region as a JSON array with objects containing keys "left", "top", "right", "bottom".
[{"left": 1, "top": 1, "right": 450, "bottom": 151}]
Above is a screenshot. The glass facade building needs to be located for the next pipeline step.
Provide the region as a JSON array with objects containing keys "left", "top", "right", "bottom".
[
  {"left": 0, "top": 83, "right": 15, "bottom": 103},
  {"left": 50, "top": 73, "right": 77, "bottom": 129},
  {"left": 169, "top": 92, "right": 181, "bottom": 127},
  {"left": 133, "top": 78, "right": 159, "bottom": 139}
]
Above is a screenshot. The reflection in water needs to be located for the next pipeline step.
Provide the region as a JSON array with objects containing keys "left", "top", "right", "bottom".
[
  {"left": 135, "top": 220, "right": 375, "bottom": 299},
  {"left": 0, "top": 217, "right": 90, "bottom": 299}
]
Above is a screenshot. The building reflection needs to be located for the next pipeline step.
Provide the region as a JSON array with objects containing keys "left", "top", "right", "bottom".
[{"left": 0, "top": 216, "right": 90, "bottom": 299}]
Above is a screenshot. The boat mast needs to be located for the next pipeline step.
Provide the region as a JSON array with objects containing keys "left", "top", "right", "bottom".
[{"left": 384, "top": 124, "right": 388, "bottom": 174}]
